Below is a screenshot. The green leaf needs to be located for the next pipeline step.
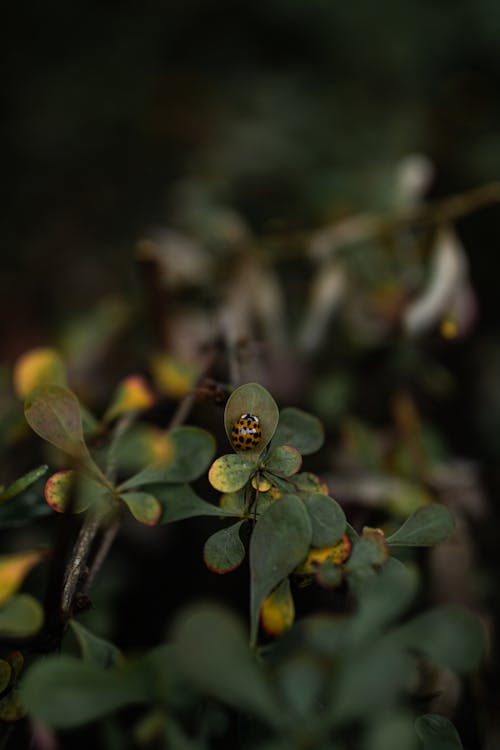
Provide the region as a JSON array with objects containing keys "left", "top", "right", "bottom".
[
  {"left": 366, "top": 712, "right": 418, "bottom": 750},
  {"left": 120, "top": 491, "right": 162, "bottom": 526},
  {"left": 250, "top": 494, "right": 312, "bottom": 645},
  {"left": 224, "top": 383, "right": 279, "bottom": 457},
  {"left": 204, "top": 522, "right": 245, "bottom": 573},
  {"left": 119, "top": 427, "right": 215, "bottom": 489},
  {"left": 395, "top": 605, "right": 485, "bottom": 673},
  {"left": 172, "top": 604, "right": 282, "bottom": 726},
  {"left": 166, "top": 427, "right": 216, "bottom": 482},
  {"left": 44, "top": 470, "right": 112, "bottom": 515},
  {"left": 0, "top": 594, "right": 43, "bottom": 636},
  {"left": 302, "top": 494, "right": 346, "bottom": 547},
  {"left": 345, "top": 535, "right": 388, "bottom": 580},
  {"left": 208, "top": 454, "right": 255, "bottom": 492},
  {"left": 330, "top": 639, "right": 417, "bottom": 725},
  {"left": 386, "top": 505, "right": 455, "bottom": 547},
  {"left": 154, "top": 484, "right": 241, "bottom": 524},
  {"left": 0, "top": 465, "right": 48, "bottom": 504},
  {"left": 21, "top": 656, "right": 146, "bottom": 728},
  {"left": 271, "top": 407, "right": 324, "bottom": 455},
  {"left": 24, "top": 385, "right": 108, "bottom": 485},
  {"left": 69, "top": 620, "right": 122, "bottom": 668},
  {"left": 264, "top": 445, "right": 302, "bottom": 477},
  {"left": 274, "top": 654, "right": 325, "bottom": 719},
  {"left": 415, "top": 714, "right": 464, "bottom": 749},
  {"left": 109, "top": 424, "right": 174, "bottom": 477},
  {"left": 24, "top": 385, "right": 87, "bottom": 458},
  {"left": 293, "top": 472, "right": 329, "bottom": 495},
  {"left": 348, "top": 560, "right": 418, "bottom": 646}
]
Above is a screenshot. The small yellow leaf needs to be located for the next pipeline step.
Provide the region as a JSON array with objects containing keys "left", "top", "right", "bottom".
[
  {"left": 251, "top": 475, "right": 272, "bottom": 492},
  {"left": 13, "top": 348, "right": 67, "bottom": 398},
  {"left": 151, "top": 354, "right": 198, "bottom": 399},
  {"left": 44, "top": 470, "right": 76, "bottom": 513},
  {"left": 297, "top": 534, "right": 352, "bottom": 574},
  {"left": 0, "top": 550, "right": 46, "bottom": 607},
  {"left": 260, "top": 579, "right": 295, "bottom": 636},
  {"left": 104, "top": 375, "right": 156, "bottom": 422}
]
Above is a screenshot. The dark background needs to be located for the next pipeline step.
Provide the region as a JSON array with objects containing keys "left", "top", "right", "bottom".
[{"left": 2, "top": 2, "right": 500, "bottom": 747}]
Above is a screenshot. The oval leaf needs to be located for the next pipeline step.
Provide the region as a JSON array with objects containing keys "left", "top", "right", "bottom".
[
  {"left": 395, "top": 604, "right": 485, "bottom": 674},
  {"left": 13, "top": 347, "right": 67, "bottom": 398},
  {"left": 69, "top": 620, "right": 122, "bottom": 668},
  {"left": 0, "top": 594, "right": 44, "bottom": 636},
  {"left": 24, "top": 385, "right": 87, "bottom": 458},
  {"left": 172, "top": 604, "right": 281, "bottom": 726},
  {"left": 0, "top": 550, "right": 46, "bottom": 607},
  {"left": 103, "top": 375, "right": 156, "bottom": 423},
  {"left": 250, "top": 494, "right": 312, "bottom": 645},
  {"left": 224, "top": 383, "right": 279, "bottom": 457},
  {"left": 386, "top": 504, "right": 455, "bottom": 547},
  {"left": 0, "top": 465, "right": 48, "bottom": 504},
  {"left": 21, "top": 656, "right": 145, "bottom": 728},
  {"left": 163, "top": 426, "right": 216, "bottom": 483},
  {"left": 204, "top": 521, "right": 245, "bottom": 573},
  {"left": 209, "top": 454, "right": 254, "bottom": 493},
  {"left": 44, "top": 470, "right": 77, "bottom": 513},
  {"left": 265, "top": 445, "right": 302, "bottom": 477},
  {"left": 271, "top": 407, "right": 324, "bottom": 455},
  {"left": 120, "top": 492, "right": 162, "bottom": 526},
  {"left": 302, "top": 494, "right": 346, "bottom": 548},
  {"left": 44, "top": 471, "right": 110, "bottom": 514},
  {"left": 415, "top": 714, "right": 464, "bottom": 749}
]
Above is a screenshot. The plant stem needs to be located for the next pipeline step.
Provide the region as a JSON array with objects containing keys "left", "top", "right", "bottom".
[{"left": 60, "top": 513, "right": 101, "bottom": 617}]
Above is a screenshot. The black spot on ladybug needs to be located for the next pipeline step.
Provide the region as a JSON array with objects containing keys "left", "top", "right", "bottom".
[{"left": 231, "top": 413, "right": 262, "bottom": 451}]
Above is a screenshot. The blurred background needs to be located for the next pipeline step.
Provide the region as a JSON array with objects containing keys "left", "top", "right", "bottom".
[{"left": 2, "top": 1, "right": 500, "bottom": 746}]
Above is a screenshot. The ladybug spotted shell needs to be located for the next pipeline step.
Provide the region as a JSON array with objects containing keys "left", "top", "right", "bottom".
[{"left": 231, "top": 413, "right": 262, "bottom": 451}]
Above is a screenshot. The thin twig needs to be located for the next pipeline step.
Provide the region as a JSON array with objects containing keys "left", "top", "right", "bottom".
[{"left": 60, "top": 513, "right": 101, "bottom": 617}]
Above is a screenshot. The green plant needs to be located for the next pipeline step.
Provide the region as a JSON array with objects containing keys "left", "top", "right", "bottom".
[{"left": 0, "top": 363, "right": 483, "bottom": 748}]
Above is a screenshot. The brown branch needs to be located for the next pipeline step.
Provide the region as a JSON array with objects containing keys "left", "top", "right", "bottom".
[{"left": 60, "top": 513, "right": 101, "bottom": 618}]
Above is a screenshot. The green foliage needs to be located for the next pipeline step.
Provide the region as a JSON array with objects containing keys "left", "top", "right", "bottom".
[
  {"left": 0, "top": 465, "right": 48, "bottom": 504},
  {"left": 302, "top": 493, "right": 346, "bottom": 547},
  {"left": 21, "top": 656, "right": 146, "bottom": 729},
  {"left": 203, "top": 521, "right": 245, "bottom": 573},
  {"left": 415, "top": 715, "right": 464, "bottom": 749},
  {"left": 0, "top": 371, "right": 482, "bottom": 747},
  {"left": 0, "top": 595, "right": 44, "bottom": 637},
  {"left": 270, "top": 407, "right": 324, "bottom": 455},
  {"left": 386, "top": 505, "right": 455, "bottom": 547},
  {"left": 249, "top": 494, "right": 312, "bottom": 645},
  {"left": 172, "top": 604, "right": 282, "bottom": 727}
]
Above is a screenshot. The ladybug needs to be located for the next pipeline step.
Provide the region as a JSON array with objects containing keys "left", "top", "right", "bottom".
[{"left": 231, "top": 413, "right": 262, "bottom": 451}]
